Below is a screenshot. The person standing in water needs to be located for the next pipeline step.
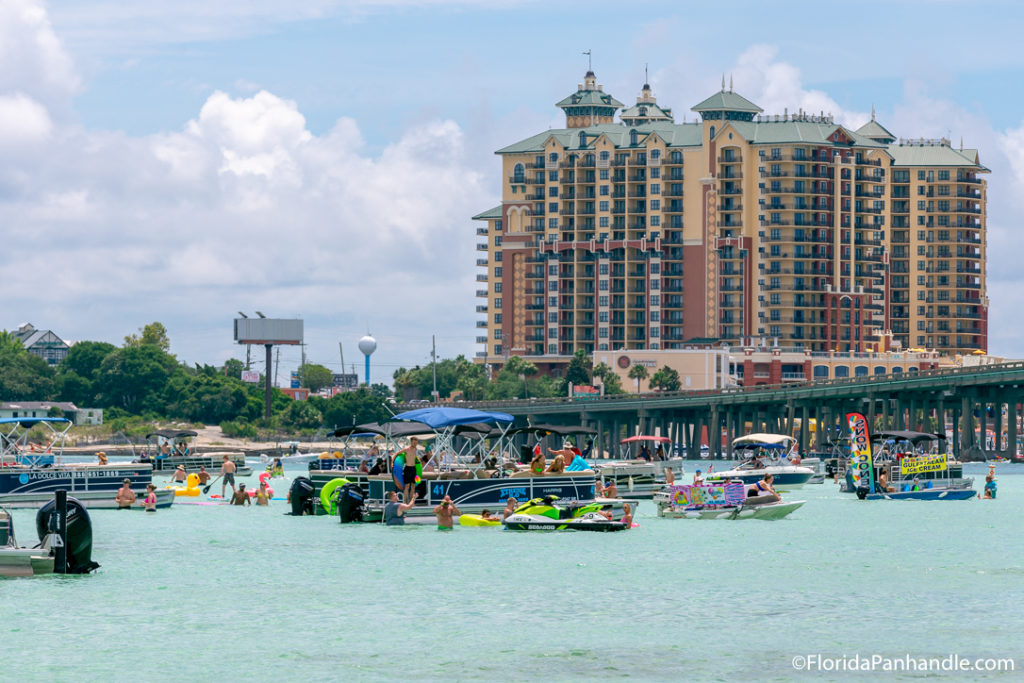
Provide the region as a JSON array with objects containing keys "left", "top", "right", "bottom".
[
  {"left": 433, "top": 495, "right": 461, "bottom": 530},
  {"left": 231, "top": 484, "right": 251, "bottom": 506},
  {"left": 115, "top": 478, "right": 136, "bottom": 509},
  {"left": 255, "top": 481, "right": 271, "bottom": 506},
  {"left": 221, "top": 454, "right": 237, "bottom": 498},
  {"left": 143, "top": 484, "right": 157, "bottom": 512}
]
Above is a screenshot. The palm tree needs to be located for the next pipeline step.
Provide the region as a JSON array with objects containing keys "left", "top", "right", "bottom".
[{"left": 627, "top": 364, "right": 649, "bottom": 395}]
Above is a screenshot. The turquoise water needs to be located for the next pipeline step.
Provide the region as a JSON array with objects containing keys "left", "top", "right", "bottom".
[{"left": 2, "top": 462, "right": 1022, "bottom": 681}]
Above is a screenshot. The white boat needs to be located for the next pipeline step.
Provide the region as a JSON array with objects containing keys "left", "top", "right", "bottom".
[
  {"left": 706, "top": 434, "right": 814, "bottom": 489},
  {"left": 0, "top": 494, "right": 100, "bottom": 577}
]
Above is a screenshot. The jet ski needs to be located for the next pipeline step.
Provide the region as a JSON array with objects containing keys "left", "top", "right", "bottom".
[{"left": 502, "top": 495, "right": 628, "bottom": 532}]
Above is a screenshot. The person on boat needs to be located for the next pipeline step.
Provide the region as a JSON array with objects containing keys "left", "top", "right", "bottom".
[
  {"left": 433, "top": 495, "right": 461, "bottom": 530},
  {"left": 620, "top": 502, "right": 633, "bottom": 528},
  {"left": 231, "top": 484, "right": 251, "bottom": 506},
  {"left": 384, "top": 491, "right": 416, "bottom": 525},
  {"left": 158, "top": 442, "right": 171, "bottom": 459},
  {"left": 748, "top": 473, "right": 780, "bottom": 501},
  {"left": 565, "top": 449, "right": 592, "bottom": 472},
  {"left": 876, "top": 470, "right": 894, "bottom": 493},
  {"left": 253, "top": 481, "right": 271, "bottom": 506},
  {"left": 115, "top": 478, "right": 136, "bottom": 509},
  {"left": 654, "top": 444, "right": 665, "bottom": 461},
  {"left": 501, "top": 497, "right": 519, "bottom": 520},
  {"left": 196, "top": 466, "right": 210, "bottom": 485},
  {"left": 529, "top": 449, "right": 546, "bottom": 475},
  {"left": 598, "top": 506, "right": 614, "bottom": 520},
  {"left": 97, "top": 452, "right": 109, "bottom": 466},
  {"left": 138, "top": 451, "right": 152, "bottom": 464},
  {"left": 143, "top": 484, "right": 157, "bottom": 512},
  {"left": 664, "top": 467, "right": 675, "bottom": 485},
  {"left": 545, "top": 455, "right": 566, "bottom": 474},
  {"left": 174, "top": 442, "right": 189, "bottom": 457},
  {"left": 397, "top": 437, "right": 421, "bottom": 503},
  {"left": 221, "top": 454, "right": 237, "bottom": 498},
  {"left": 603, "top": 481, "right": 619, "bottom": 498},
  {"left": 639, "top": 444, "right": 651, "bottom": 462},
  {"left": 582, "top": 440, "right": 593, "bottom": 458},
  {"left": 270, "top": 458, "right": 284, "bottom": 477},
  {"left": 692, "top": 469, "right": 703, "bottom": 485},
  {"left": 910, "top": 476, "right": 921, "bottom": 491},
  {"left": 170, "top": 465, "right": 187, "bottom": 483}
]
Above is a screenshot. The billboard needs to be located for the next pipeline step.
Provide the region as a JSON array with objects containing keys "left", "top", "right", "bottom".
[
  {"left": 241, "top": 370, "right": 260, "bottom": 383},
  {"left": 234, "top": 318, "right": 303, "bottom": 345}
]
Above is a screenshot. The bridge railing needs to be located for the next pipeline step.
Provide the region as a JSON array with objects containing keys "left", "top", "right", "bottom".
[{"left": 437, "top": 360, "right": 1024, "bottom": 411}]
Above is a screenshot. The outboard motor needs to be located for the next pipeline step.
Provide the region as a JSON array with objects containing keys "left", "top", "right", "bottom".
[
  {"left": 289, "top": 476, "right": 315, "bottom": 516},
  {"left": 338, "top": 482, "right": 365, "bottom": 523},
  {"left": 36, "top": 496, "right": 99, "bottom": 574},
  {"left": 519, "top": 445, "right": 532, "bottom": 464},
  {"left": 856, "top": 487, "right": 870, "bottom": 500}
]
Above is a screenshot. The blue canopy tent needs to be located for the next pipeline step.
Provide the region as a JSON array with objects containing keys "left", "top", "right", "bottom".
[{"left": 388, "top": 407, "right": 515, "bottom": 467}]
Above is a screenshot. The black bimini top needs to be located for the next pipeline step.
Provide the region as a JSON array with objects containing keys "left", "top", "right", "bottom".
[{"left": 146, "top": 430, "right": 198, "bottom": 440}]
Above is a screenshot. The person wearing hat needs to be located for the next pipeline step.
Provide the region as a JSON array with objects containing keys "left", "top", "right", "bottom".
[
  {"left": 96, "top": 452, "right": 108, "bottom": 466},
  {"left": 692, "top": 469, "right": 704, "bottom": 485},
  {"left": 115, "top": 478, "right": 136, "bottom": 509},
  {"left": 170, "top": 465, "right": 187, "bottom": 483}
]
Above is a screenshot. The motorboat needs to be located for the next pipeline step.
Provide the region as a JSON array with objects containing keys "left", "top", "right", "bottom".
[
  {"left": 0, "top": 492, "right": 100, "bottom": 577},
  {"left": 705, "top": 434, "right": 814, "bottom": 489},
  {"left": 144, "top": 430, "right": 252, "bottom": 476},
  {"left": 0, "top": 418, "right": 175, "bottom": 509},
  {"left": 502, "top": 496, "right": 629, "bottom": 531},
  {"left": 654, "top": 483, "right": 805, "bottom": 520}
]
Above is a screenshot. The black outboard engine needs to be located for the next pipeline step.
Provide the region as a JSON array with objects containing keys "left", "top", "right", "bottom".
[
  {"left": 338, "top": 482, "right": 365, "bottom": 523},
  {"left": 519, "top": 445, "right": 532, "bottom": 464},
  {"left": 36, "top": 496, "right": 99, "bottom": 574},
  {"left": 289, "top": 477, "right": 315, "bottom": 516},
  {"left": 856, "top": 487, "right": 870, "bottom": 500}
]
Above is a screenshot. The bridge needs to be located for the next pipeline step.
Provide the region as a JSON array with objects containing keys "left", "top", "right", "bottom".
[{"left": 463, "top": 361, "right": 1024, "bottom": 460}]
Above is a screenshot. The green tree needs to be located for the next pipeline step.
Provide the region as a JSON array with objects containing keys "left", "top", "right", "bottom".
[
  {"left": 282, "top": 400, "right": 323, "bottom": 430},
  {"left": 298, "top": 363, "right": 334, "bottom": 393},
  {"left": 222, "top": 358, "right": 245, "bottom": 379},
  {"left": 56, "top": 340, "right": 116, "bottom": 405},
  {"left": 592, "top": 361, "right": 624, "bottom": 395},
  {"left": 628, "top": 364, "right": 649, "bottom": 394},
  {"left": 650, "top": 366, "right": 682, "bottom": 392},
  {"left": 96, "top": 344, "right": 178, "bottom": 412},
  {"left": 561, "top": 350, "right": 592, "bottom": 395},
  {"left": 124, "top": 321, "right": 171, "bottom": 352},
  {"left": 0, "top": 332, "right": 55, "bottom": 400}
]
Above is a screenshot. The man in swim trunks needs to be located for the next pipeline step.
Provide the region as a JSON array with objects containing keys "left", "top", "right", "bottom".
[
  {"left": 399, "top": 437, "right": 420, "bottom": 503},
  {"left": 196, "top": 466, "right": 210, "bottom": 485},
  {"left": 231, "top": 483, "right": 251, "bottom": 506},
  {"left": 115, "top": 478, "right": 136, "bottom": 509},
  {"left": 384, "top": 491, "right": 416, "bottom": 525},
  {"left": 433, "top": 494, "right": 461, "bottom": 530},
  {"left": 221, "top": 454, "right": 236, "bottom": 498},
  {"left": 501, "top": 497, "right": 519, "bottom": 520}
]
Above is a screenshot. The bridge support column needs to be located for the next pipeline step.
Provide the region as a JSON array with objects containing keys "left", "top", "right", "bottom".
[
  {"left": 1006, "top": 394, "right": 1018, "bottom": 458},
  {"left": 960, "top": 395, "right": 975, "bottom": 454},
  {"left": 799, "top": 405, "right": 809, "bottom": 454},
  {"left": 979, "top": 397, "right": 988, "bottom": 453},
  {"left": 995, "top": 398, "right": 1004, "bottom": 452},
  {"left": 710, "top": 408, "right": 721, "bottom": 459}
]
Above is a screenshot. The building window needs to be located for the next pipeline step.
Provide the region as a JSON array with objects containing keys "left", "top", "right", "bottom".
[
  {"left": 494, "top": 282, "right": 502, "bottom": 293},
  {"left": 599, "top": 280, "right": 608, "bottom": 290},
  {"left": 600, "top": 151, "right": 609, "bottom": 161},
  {"left": 494, "top": 313, "right": 502, "bottom": 324},
  {"left": 599, "top": 295, "right": 609, "bottom": 306},
  {"left": 513, "top": 164, "right": 525, "bottom": 183},
  {"left": 650, "top": 168, "right": 660, "bottom": 179},
  {"left": 494, "top": 298, "right": 502, "bottom": 308},
  {"left": 494, "top": 344, "right": 502, "bottom": 355},
  {"left": 599, "top": 328, "right": 608, "bottom": 338},
  {"left": 650, "top": 295, "right": 660, "bottom": 306},
  {"left": 599, "top": 200, "right": 609, "bottom": 212},
  {"left": 549, "top": 218, "right": 558, "bottom": 228},
  {"left": 494, "top": 329, "right": 502, "bottom": 339},
  {"left": 650, "top": 328, "right": 660, "bottom": 338},
  {"left": 548, "top": 329, "right": 557, "bottom": 339},
  {"left": 600, "top": 169, "right": 609, "bottom": 180},
  {"left": 650, "top": 311, "right": 660, "bottom": 321},
  {"left": 834, "top": 366, "right": 850, "bottom": 378},
  {"left": 495, "top": 267, "right": 502, "bottom": 277},
  {"left": 651, "top": 216, "right": 660, "bottom": 226},
  {"left": 599, "top": 217, "right": 609, "bottom": 227},
  {"left": 548, "top": 187, "right": 558, "bottom": 197},
  {"left": 599, "top": 311, "right": 608, "bottom": 322},
  {"left": 650, "top": 183, "right": 660, "bottom": 194},
  {"left": 548, "top": 312, "right": 557, "bottom": 323},
  {"left": 600, "top": 185, "right": 609, "bottom": 196}
]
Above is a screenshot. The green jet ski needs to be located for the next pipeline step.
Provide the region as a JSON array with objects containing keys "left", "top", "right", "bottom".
[{"left": 502, "top": 495, "right": 628, "bottom": 532}]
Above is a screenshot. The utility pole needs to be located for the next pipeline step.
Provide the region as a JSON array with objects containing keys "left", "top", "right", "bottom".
[
  {"left": 431, "top": 335, "right": 438, "bottom": 402},
  {"left": 274, "top": 346, "right": 281, "bottom": 387}
]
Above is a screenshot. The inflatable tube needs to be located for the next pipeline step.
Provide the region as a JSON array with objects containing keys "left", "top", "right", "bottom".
[
  {"left": 320, "top": 477, "right": 351, "bottom": 514},
  {"left": 258, "top": 471, "right": 271, "bottom": 486},
  {"left": 392, "top": 454, "right": 423, "bottom": 490},
  {"left": 172, "top": 486, "right": 201, "bottom": 497},
  {"left": 459, "top": 514, "right": 501, "bottom": 527}
]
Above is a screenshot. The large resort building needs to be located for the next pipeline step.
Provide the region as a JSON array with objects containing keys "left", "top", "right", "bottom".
[{"left": 472, "top": 70, "right": 989, "bottom": 374}]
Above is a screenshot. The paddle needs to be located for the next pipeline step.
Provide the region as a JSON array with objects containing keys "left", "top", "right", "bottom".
[{"left": 202, "top": 476, "right": 221, "bottom": 494}]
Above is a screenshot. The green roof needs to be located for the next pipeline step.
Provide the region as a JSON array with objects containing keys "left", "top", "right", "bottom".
[
  {"left": 727, "top": 120, "right": 888, "bottom": 148},
  {"left": 556, "top": 89, "right": 624, "bottom": 109},
  {"left": 619, "top": 102, "right": 673, "bottom": 122},
  {"left": 472, "top": 205, "right": 503, "bottom": 220},
  {"left": 495, "top": 121, "right": 702, "bottom": 155},
  {"left": 691, "top": 90, "right": 762, "bottom": 113},
  {"left": 887, "top": 143, "right": 988, "bottom": 170},
  {"left": 855, "top": 119, "right": 896, "bottom": 142}
]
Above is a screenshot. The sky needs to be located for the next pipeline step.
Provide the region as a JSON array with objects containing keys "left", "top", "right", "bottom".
[{"left": 4, "top": 0, "right": 1024, "bottom": 386}]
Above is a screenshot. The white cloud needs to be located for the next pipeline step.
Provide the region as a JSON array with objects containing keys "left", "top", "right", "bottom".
[
  {"left": 0, "top": 0, "right": 79, "bottom": 112},
  {"left": 0, "top": 93, "right": 53, "bottom": 145}
]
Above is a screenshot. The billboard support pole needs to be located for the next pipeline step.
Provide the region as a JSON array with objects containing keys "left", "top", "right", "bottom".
[{"left": 265, "top": 344, "right": 273, "bottom": 419}]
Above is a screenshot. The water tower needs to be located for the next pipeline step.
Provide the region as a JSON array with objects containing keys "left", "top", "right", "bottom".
[{"left": 358, "top": 334, "right": 377, "bottom": 386}]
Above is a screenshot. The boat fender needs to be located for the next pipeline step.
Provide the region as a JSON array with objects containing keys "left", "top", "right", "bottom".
[{"left": 319, "top": 478, "right": 351, "bottom": 515}]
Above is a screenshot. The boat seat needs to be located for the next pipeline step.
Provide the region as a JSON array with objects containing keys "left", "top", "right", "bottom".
[
  {"left": 438, "top": 470, "right": 472, "bottom": 480},
  {"left": 744, "top": 494, "right": 779, "bottom": 505},
  {"left": 508, "top": 470, "right": 537, "bottom": 478},
  {"left": 475, "top": 469, "right": 497, "bottom": 479}
]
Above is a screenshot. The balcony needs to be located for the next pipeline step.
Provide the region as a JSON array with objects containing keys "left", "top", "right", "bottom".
[
  {"left": 475, "top": 290, "right": 487, "bottom": 298},
  {"left": 476, "top": 243, "right": 488, "bottom": 251},
  {"left": 475, "top": 274, "right": 488, "bottom": 282},
  {"left": 475, "top": 321, "right": 487, "bottom": 328},
  {"left": 476, "top": 227, "right": 488, "bottom": 236},
  {"left": 475, "top": 305, "right": 488, "bottom": 313}
]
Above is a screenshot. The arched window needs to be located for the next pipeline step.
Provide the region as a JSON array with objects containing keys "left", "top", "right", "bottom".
[
  {"left": 549, "top": 152, "right": 558, "bottom": 163},
  {"left": 579, "top": 131, "right": 587, "bottom": 148},
  {"left": 709, "top": 125, "right": 716, "bottom": 140},
  {"left": 834, "top": 366, "right": 850, "bottom": 378},
  {"left": 854, "top": 365, "right": 868, "bottom": 377},
  {"left": 513, "top": 163, "right": 525, "bottom": 183},
  {"left": 907, "top": 366, "right": 919, "bottom": 374},
  {"left": 651, "top": 149, "right": 661, "bottom": 160},
  {"left": 891, "top": 366, "right": 903, "bottom": 375},
  {"left": 874, "top": 366, "right": 886, "bottom": 375},
  {"left": 630, "top": 130, "right": 638, "bottom": 146},
  {"left": 813, "top": 366, "right": 829, "bottom": 379}
]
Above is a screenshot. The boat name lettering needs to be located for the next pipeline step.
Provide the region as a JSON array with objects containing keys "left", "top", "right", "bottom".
[
  {"left": 499, "top": 486, "right": 527, "bottom": 500},
  {"left": 26, "top": 470, "right": 138, "bottom": 481}
]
